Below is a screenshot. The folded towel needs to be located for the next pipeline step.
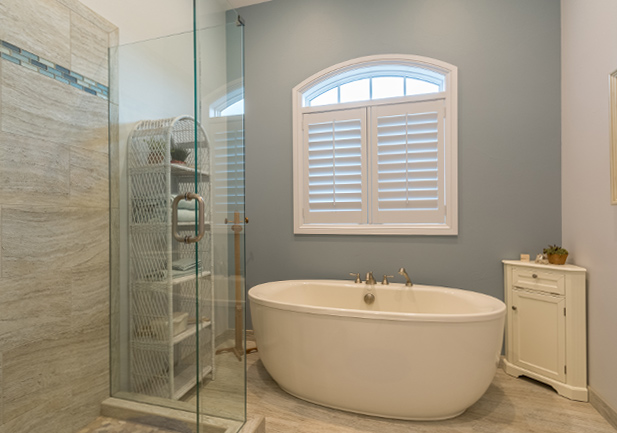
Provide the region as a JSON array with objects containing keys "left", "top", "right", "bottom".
[
  {"left": 143, "top": 264, "right": 203, "bottom": 280},
  {"left": 177, "top": 209, "right": 196, "bottom": 222},
  {"left": 171, "top": 194, "right": 198, "bottom": 210},
  {"left": 172, "top": 258, "right": 197, "bottom": 271},
  {"left": 172, "top": 266, "right": 203, "bottom": 279}
]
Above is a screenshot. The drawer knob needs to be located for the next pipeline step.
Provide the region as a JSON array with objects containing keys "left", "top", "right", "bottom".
[
  {"left": 512, "top": 306, "right": 517, "bottom": 310},
  {"left": 532, "top": 273, "right": 538, "bottom": 279}
]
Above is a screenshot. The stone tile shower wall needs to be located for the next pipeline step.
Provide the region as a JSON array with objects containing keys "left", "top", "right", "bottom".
[{"left": 0, "top": 1, "right": 116, "bottom": 432}]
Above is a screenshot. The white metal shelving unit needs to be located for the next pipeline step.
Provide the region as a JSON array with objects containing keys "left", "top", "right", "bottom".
[{"left": 127, "top": 116, "right": 214, "bottom": 400}]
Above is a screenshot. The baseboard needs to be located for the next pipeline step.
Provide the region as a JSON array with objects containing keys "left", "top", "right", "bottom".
[{"left": 589, "top": 387, "right": 617, "bottom": 431}]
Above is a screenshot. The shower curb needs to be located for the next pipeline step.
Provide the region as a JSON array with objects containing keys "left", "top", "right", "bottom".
[
  {"left": 100, "top": 397, "right": 265, "bottom": 433},
  {"left": 239, "top": 416, "right": 266, "bottom": 433}
]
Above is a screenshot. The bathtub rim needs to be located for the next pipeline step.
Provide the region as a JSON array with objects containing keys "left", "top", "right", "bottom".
[{"left": 249, "top": 279, "right": 506, "bottom": 323}]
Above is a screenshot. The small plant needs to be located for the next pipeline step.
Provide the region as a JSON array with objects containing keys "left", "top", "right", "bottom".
[
  {"left": 543, "top": 244, "right": 569, "bottom": 256},
  {"left": 170, "top": 147, "right": 189, "bottom": 163}
]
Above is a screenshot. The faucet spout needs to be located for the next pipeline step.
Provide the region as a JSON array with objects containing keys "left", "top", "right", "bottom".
[
  {"left": 365, "top": 272, "right": 376, "bottom": 285},
  {"left": 398, "top": 267, "right": 413, "bottom": 287}
]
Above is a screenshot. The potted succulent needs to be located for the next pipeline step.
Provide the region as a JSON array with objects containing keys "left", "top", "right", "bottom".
[
  {"left": 170, "top": 146, "right": 189, "bottom": 165},
  {"left": 543, "top": 244, "right": 569, "bottom": 265}
]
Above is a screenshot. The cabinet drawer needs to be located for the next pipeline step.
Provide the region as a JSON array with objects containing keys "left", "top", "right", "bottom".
[{"left": 512, "top": 267, "right": 565, "bottom": 295}]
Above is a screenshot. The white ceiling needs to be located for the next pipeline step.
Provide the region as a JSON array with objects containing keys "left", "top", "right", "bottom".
[{"left": 79, "top": 0, "right": 272, "bottom": 45}]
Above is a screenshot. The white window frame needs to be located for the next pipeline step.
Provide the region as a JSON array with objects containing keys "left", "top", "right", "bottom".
[{"left": 292, "top": 54, "right": 458, "bottom": 235}]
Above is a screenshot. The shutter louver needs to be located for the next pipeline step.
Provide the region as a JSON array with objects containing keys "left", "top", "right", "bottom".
[
  {"left": 303, "top": 108, "right": 366, "bottom": 224},
  {"left": 371, "top": 101, "right": 445, "bottom": 224},
  {"left": 211, "top": 118, "right": 245, "bottom": 215}
]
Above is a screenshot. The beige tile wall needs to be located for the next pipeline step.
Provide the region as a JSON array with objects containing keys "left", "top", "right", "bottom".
[
  {"left": 0, "top": 0, "right": 72, "bottom": 66},
  {"left": 0, "top": 1, "right": 116, "bottom": 432}
]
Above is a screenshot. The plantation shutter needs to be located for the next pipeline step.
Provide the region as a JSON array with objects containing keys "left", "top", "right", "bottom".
[
  {"left": 302, "top": 108, "right": 367, "bottom": 224},
  {"left": 211, "top": 117, "right": 244, "bottom": 215},
  {"left": 370, "top": 100, "right": 445, "bottom": 224}
]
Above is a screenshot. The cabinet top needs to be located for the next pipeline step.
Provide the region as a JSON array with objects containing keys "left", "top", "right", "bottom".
[{"left": 502, "top": 259, "right": 586, "bottom": 273}]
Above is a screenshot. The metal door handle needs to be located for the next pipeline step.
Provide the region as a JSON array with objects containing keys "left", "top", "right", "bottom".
[
  {"left": 512, "top": 306, "right": 517, "bottom": 310},
  {"left": 172, "top": 192, "right": 205, "bottom": 244}
]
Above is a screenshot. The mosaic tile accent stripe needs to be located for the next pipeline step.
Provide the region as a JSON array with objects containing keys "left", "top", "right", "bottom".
[{"left": 0, "top": 39, "right": 109, "bottom": 100}]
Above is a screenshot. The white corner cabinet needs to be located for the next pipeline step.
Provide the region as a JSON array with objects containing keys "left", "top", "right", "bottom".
[
  {"left": 502, "top": 260, "right": 587, "bottom": 401},
  {"left": 127, "top": 116, "right": 214, "bottom": 400}
]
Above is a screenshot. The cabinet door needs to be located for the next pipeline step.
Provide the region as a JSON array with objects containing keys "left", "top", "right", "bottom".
[{"left": 511, "top": 289, "right": 566, "bottom": 382}]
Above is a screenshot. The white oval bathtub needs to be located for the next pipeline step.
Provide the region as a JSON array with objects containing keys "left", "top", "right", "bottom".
[{"left": 248, "top": 280, "right": 506, "bottom": 421}]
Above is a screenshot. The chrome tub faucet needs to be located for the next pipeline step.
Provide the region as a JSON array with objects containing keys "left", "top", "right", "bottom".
[
  {"left": 365, "top": 272, "right": 376, "bottom": 285},
  {"left": 398, "top": 267, "right": 413, "bottom": 287}
]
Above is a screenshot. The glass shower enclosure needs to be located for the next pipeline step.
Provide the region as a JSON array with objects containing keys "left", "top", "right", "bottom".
[{"left": 109, "top": 2, "right": 246, "bottom": 431}]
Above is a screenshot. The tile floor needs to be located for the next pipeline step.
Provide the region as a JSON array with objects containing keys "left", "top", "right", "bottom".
[
  {"left": 81, "top": 351, "right": 617, "bottom": 433},
  {"left": 246, "top": 354, "right": 615, "bottom": 433}
]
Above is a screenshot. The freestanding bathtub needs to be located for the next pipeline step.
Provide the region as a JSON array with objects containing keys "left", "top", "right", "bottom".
[{"left": 248, "top": 280, "right": 506, "bottom": 420}]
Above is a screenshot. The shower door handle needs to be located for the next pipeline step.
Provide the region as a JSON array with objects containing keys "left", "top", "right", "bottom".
[{"left": 172, "top": 192, "right": 206, "bottom": 244}]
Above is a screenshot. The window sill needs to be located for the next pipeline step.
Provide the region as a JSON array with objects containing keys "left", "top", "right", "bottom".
[{"left": 294, "top": 223, "right": 458, "bottom": 236}]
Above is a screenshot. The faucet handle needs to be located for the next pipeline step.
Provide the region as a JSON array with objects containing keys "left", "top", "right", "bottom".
[
  {"left": 349, "top": 272, "right": 362, "bottom": 284},
  {"left": 381, "top": 275, "right": 394, "bottom": 285}
]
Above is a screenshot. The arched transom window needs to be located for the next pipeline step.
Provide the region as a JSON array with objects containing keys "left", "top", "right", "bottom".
[
  {"left": 304, "top": 64, "right": 444, "bottom": 107},
  {"left": 292, "top": 54, "right": 458, "bottom": 235}
]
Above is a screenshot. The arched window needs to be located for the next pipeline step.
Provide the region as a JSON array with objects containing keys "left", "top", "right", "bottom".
[
  {"left": 304, "top": 64, "right": 443, "bottom": 107},
  {"left": 209, "top": 85, "right": 245, "bottom": 118},
  {"left": 292, "top": 54, "right": 458, "bottom": 235}
]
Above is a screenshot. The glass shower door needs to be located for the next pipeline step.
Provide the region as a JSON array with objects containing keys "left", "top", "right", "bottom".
[
  {"left": 116, "top": 29, "right": 215, "bottom": 422},
  {"left": 109, "top": 2, "right": 245, "bottom": 429},
  {"left": 193, "top": 2, "right": 247, "bottom": 424}
]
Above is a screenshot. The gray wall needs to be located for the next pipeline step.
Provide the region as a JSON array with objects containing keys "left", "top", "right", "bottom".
[
  {"left": 562, "top": 0, "right": 617, "bottom": 419},
  {"left": 240, "top": 0, "right": 561, "bottom": 327}
]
